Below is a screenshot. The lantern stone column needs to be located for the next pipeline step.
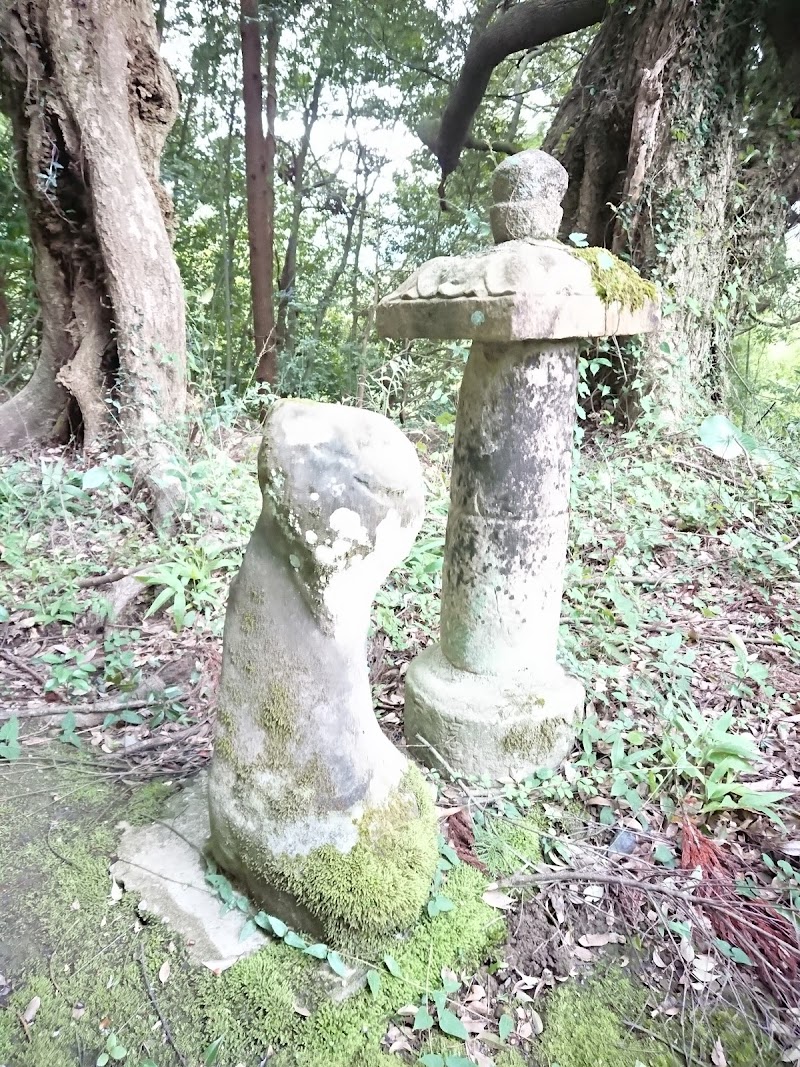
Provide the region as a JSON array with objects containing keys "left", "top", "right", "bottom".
[{"left": 377, "top": 150, "right": 659, "bottom": 781}]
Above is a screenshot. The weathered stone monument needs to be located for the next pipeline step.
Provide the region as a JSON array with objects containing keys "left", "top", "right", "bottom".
[
  {"left": 377, "top": 149, "right": 659, "bottom": 782},
  {"left": 207, "top": 399, "right": 438, "bottom": 951}
]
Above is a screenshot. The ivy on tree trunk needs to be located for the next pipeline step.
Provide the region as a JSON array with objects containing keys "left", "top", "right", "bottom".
[{"left": 0, "top": 0, "right": 187, "bottom": 526}]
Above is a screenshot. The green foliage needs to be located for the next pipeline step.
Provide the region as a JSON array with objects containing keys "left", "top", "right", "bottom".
[
  {"left": 39, "top": 646, "right": 97, "bottom": 697},
  {"left": 139, "top": 541, "right": 240, "bottom": 633},
  {"left": 0, "top": 717, "right": 21, "bottom": 761}
]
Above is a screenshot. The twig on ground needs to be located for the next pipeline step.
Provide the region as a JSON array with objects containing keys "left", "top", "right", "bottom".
[
  {"left": 1, "top": 696, "right": 177, "bottom": 722},
  {"left": 623, "top": 1018, "right": 702, "bottom": 1066},
  {"left": 76, "top": 565, "right": 148, "bottom": 589},
  {"left": 673, "top": 457, "right": 744, "bottom": 487},
  {"left": 109, "top": 720, "right": 208, "bottom": 757},
  {"left": 138, "top": 941, "right": 188, "bottom": 1067},
  {"left": 0, "top": 649, "right": 45, "bottom": 687}
]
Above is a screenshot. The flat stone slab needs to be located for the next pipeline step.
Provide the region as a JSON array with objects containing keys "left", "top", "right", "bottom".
[
  {"left": 112, "top": 775, "right": 368, "bottom": 1002},
  {"left": 377, "top": 241, "right": 659, "bottom": 342},
  {"left": 111, "top": 773, "right": 267, "bottom": 973}
]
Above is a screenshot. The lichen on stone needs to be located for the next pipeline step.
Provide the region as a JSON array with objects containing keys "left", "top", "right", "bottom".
[
  {"left": 501, "top": 717, "right": 559, "bottom": 758},
  {"left": 571, "top": 247, "right": 658, "bottom": 310}
]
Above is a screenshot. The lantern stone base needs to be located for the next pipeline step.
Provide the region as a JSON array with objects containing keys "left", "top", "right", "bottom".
[{"left": 404, "top": 643, "right": 584, "bottom": 781}]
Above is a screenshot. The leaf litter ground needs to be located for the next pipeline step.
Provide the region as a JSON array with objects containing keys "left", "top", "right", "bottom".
[{"left": 0, "top": 415, "right": 799, "bottom": 1066}]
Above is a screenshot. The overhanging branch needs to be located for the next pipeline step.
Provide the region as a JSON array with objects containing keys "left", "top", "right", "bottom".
[{"left": 430, "top": 0, "right": 607, "bottom": 178}]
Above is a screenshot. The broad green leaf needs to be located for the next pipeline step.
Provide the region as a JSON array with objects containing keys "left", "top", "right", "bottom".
[
  {"left": 0, "top": 716, "right": 21, "bottom": 760},
  {"left": 97, "top": 1055, "right": 109, "bottom": 1067},
  {"left": 82, "top": 466, "right": 110, "bottom": 491},
  {"left": 366, "top": 969, "right": 381, "bottom": 997},
  {"left": 499, "top": 1013, "right": 514, "bottom": 1041},
  {"left": 419, "top": 1056, "right": 444, "bottom": 1067},
  {"left": 326, "top": 950, "right": 349, "bottom": 977},
  {"left": 144, "top": 585, "right": 177, "bottom": 619},
  {"left": 653, "top": 844, "right": 676, "bottom": 867},
  {"left": 596, "top": 249, "right": 615, "bottom": 271},
  {"left": 413, "top": 1005, "right": 434, "bottom": 1031},
  {"left": 239, "top": 918, "right": 258, "bottom": 942},
  {"left": 203, "top": 1036, "right": 224, "bottom": 1065},
  {"left": 437, "top": 1007, "right": 468, "bottom": 1040},
  {"left": 445, "top": 1057, "right": 476, "bottom": 1067},
  {"left": 383, "top": 954, "right": 402, "bottom": 977},
  {"left": 304, "top": 943, "right": 328, "bottom": 959},
  {"left": 713, "top": 938, "right": 753, "bottom": 966},
  {"left": 430, "top": 988, "right": 447, "bottom": 1012},
  {"left": 697, "top": 414, "right": 751, "bottom": 460},
  {"left": 266, "top": 915, "right": 288, "bottom": 938},
  {"left": 284, "top": 931, "right": 307, "bottom": 949}
]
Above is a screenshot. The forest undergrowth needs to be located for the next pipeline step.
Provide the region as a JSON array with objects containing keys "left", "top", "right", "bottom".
[{"left": 1, "top": 399, "right": 799, "bottom": 1067}]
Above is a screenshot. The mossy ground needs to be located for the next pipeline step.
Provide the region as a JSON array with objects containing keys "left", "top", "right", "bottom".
[
  {"left": 531, "top": 969, "right": 781, "bottom": 1067},
  {"left": 0, "top": 754, "right": 501, "bottom": 1067}
]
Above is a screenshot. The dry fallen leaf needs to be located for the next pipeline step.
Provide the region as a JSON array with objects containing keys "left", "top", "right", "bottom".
[
  {"left": 578, "top": 932, "right": 622, "bottom": 948},
  {"left": 22, "top": 996, "right": 41, "bottom": 1024},
  {"left": 711, "top": 1037, "right": 728, "bottom": 1066},
  {"left": 482, "top": 889, "right": 515, "bottom": 910},
  {"left": 158, "top": 960, "right": 170, "bottom": 985},
  {"left": 109, "top": 879, "right": 123, "bottom": 902},
  {"left": 71, "top": 1003, "right": 86, "bottom": 1021},
  {"left": 573, "top": 947, "right": 594, "bottom": 962}
]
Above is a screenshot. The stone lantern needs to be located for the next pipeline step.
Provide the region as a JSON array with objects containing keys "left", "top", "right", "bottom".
[{"left": 377, "top": 150, "right": 659, "bottom": 781}]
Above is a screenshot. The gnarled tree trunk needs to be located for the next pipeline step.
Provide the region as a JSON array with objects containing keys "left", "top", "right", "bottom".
[
  {"left": 0, "top": 0, "right": 186, "bottom": 523},
  {"left": 542, "top": 0, "right": 784, "bottom": 419}
]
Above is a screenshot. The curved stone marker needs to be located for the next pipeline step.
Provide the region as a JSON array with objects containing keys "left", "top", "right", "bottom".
[
  {"left": 377, "top": 150, "right": 659, "bottom": 781},
  {"left": 207, "top": 399, "right": 438, "bottom": 953}
]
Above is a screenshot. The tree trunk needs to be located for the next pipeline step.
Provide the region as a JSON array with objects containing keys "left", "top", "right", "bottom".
[
  {"left": 542, "top": 0, "right": 778, "bottom": 420},
  {"left": 275, "top": 24, "right": 331, "bottom": 362},
  {"left": 240, "top": 0, "right": 277, "bottom": 387},
  {"left": 0, "top": 0, "right": 187, "bottom": 523}
]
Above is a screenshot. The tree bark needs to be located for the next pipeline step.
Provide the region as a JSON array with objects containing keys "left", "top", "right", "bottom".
[
  {"left": 275, "top": 68, "right": 325, "bottom": 361},
  {"left": 240, "top": 0, "right": 277, "bottom": 386},
  {"left": 542, "top": 0, "right": 776, "bottom": 420},
  {"left": 0, "top": 0, "right": 187, "bottom": 523}
]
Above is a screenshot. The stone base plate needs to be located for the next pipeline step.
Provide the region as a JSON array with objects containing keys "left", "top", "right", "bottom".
[
  {"left": 111, "top": 773, "right": 268, "bottom": 972},
  {"left": 111, "top": 774, "right": 365, "bottom": 1001},
  {"left": 404, "top": 643, "right": 584, "bottom": 780}
]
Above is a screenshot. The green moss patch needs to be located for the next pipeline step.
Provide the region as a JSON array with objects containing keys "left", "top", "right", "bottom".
[
  {"left": 533, "top": 969, "right": 780, "bottom": 1067},
  {"left": 0, "top": 756, "right": 500, "bottom": 1067},
  {"left": 239, "top": 764, "right": 440, "bottom": 954},
  {"left": 571, "top": 247, "right": 658, "bottom": 310},
  {"left": 475, "top": 812, "right": 544, "bottom": 876}
]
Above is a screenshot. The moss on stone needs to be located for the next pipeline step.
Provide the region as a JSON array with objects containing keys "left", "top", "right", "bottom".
[
  {"left": 247, "top": 764, "right": 439, "bottom": 954},
  {"left": 0, "top": 759, "right": 502, "bottom": 1067},
  {"left": 571, "top": 247, "right": 658, "bottom": 311},
  {"left": 501, "top": 717, "right": 559, "bottom": 759},
  {"left": 257, "top": 681, "right": 297, "bottom": 748}
]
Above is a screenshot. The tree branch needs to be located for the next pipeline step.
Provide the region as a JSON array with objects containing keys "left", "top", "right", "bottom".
[{"left": 430, "top": 0, "right": 607, "bottom": 178}]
